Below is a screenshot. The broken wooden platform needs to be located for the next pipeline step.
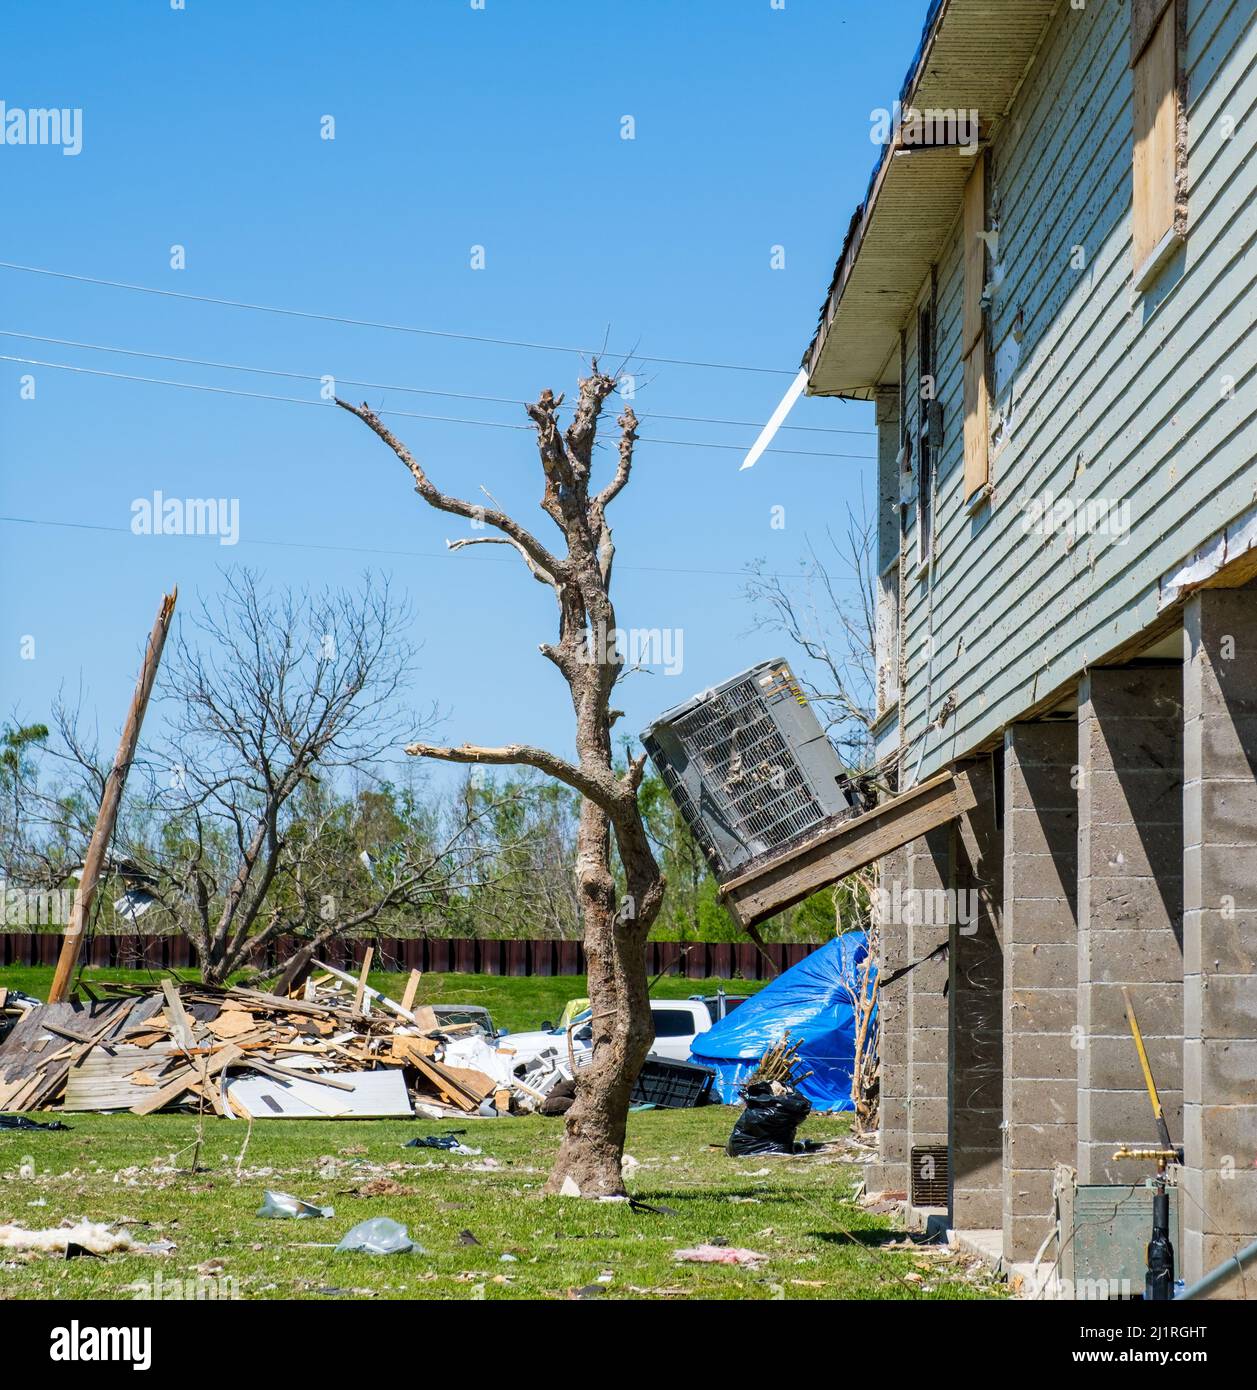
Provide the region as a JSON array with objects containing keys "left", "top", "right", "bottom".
[{"left": 718, "top": 770, "right": 978, "bottom": 928}]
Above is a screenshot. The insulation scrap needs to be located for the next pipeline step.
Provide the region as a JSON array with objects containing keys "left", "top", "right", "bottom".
[
  {"left": 675, "top": 1244, "right": 768, "bottom": 1266},
  {"left": 0, "top": 1221, "right": 172, "bottom": 1256}
]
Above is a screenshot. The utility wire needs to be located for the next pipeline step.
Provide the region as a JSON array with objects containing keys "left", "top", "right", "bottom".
[
  {"left": 0, "top": 329, "right": 874, "bottom": 436},
  {"left": 0, "top": 355, "right": 873, "bottom": 460},
  {"left": 0, "top": 261, "right": 797, "bottom": 376},
  {"left": 0, "top": 513, "right": 857, "bottom": 585}
]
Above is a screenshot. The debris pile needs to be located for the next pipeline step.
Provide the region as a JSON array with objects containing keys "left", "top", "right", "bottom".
[{"left": 0, "top": 963, "right": 574, "bottom": 1121}]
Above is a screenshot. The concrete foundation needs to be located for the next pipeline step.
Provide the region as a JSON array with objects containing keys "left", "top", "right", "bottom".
[
  {"left": 1181, "top": 590, "right": 1257, "bottom": 1296},
  {"left": 950, "top": 756, "right": 1004, "bottom": 1231},
  {"left": 1003, "top": 720, "right": 1079, "bottom": 1263},
  {"left": 866, "top": 841, "right": 911, "bottom": 1195},
  {"left": 1077, "top": 666, "right": 1184, "bottom": 1186}
]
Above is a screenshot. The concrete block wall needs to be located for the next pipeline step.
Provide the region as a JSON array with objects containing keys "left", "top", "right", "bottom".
[
  {"left": 867, "top": 842, "right": 911, "bottom": 1195},
  {"left": 1077, "top": 667, "right": 1184, "bottom": 1185},
  {"left": 1003, "top": 721, "right": 1079, "bottom": 1262},
  {"left": 907, "top": 828, "right": 951, "bottom": 1201},
  {"left": 1182, "top": 590, "right": 1257, "bottom": 1295},
  {"left": 950, "top": 757, "right": 1005, "bottom": 1231}
]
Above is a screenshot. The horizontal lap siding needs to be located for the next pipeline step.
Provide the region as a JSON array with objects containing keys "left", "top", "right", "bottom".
[{"left": 897, "top": 0, "right": 1257, "bottom": 781}]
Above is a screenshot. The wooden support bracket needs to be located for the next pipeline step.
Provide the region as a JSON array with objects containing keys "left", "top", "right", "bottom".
[{"left": 718, "top": 770, "right": 979, "bottom": 929}]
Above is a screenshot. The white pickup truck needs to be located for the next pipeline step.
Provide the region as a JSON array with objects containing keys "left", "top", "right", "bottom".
[{"left": 499, "top": 993, "right": 746, "bottom": 1073}]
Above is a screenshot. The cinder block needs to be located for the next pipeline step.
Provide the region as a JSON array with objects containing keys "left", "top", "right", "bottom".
[
  {"left": 1007, "top": 986, "right": 1076, "bottom": 1033},
  {"left": 1007, "top": 1077, "right": 1077, "bottom": 1128},
  {"left": 1077, "top": 1086, "right": 1183, "bottom": 1147},
  {"left": 1078, "top": 980, "right": 1182, "bottom": 1037},
  {"left": 953, "top": 1188, "right": 1002, "bottom": 1230},
  {"left": 1004, "top": 895, "right": 1078, "bottom": 940},
  {"left": 1008, "top": 1033, "right": 1078, "bottom": 1081},
  {"left": 1183, "top": 909, "right": 1257, "bottom": 974},
  {"left": 1008, "top": 1123, "right": 1078, "bottom": 1172},
  {"left": 1006, "top": 1213, "right": 1057, "bottom": 1264},
  {"left": 1007, "top": 807, "right": 1078, "bottom": 858},
  {"left": 1008, "top": 942, "right": 1077, "bottom": 990},
  {"left": 909, "top": 1061, "right": 947, "bottom": 1100},
  {"left": 1080, "top": 928, "right": 1185, "bottom": 985}
]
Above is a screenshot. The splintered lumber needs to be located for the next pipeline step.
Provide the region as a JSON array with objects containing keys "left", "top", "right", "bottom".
[
  {"left": 410, "top": 1055, "right": 496, "bottom": 1112},
  {"left": 719, "top": 770, "right": 978, "bottom": 929},
  {"left": 352, "top": 947, "right": 374, "bottom": 1015},
  {"left": 131, "top": 1045, "right": 242, "bottom": 1115},
  {"left": 310, "top": 959, "right": 418, "bottom": 1023},
  {"left": 48, "top": 587, "right": 177, "bottom": 1002},
  {"left": 161, "top": 979, "right": 197, "bottom": 1053},
  {"left": 400, "top": 969, "right": 422, "bottom": 1014}
]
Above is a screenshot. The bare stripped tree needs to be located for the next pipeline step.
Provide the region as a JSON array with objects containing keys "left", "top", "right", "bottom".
[
  {"left": 35, "top": 571, "right": 523, "bottom": 985},
  {"left": 338, "top": 364, "right": 664, "bottom": 1197},
  {"left": 743, "top": 504, "right": 878, "bottom": 774}
]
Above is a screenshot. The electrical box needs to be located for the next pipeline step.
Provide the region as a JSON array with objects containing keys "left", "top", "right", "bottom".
[
  {"left": 641, "top": 657, "right": 856, "bottom": 881},
  {"left": 1055, "top": 1166, "right": 1181, "bottom": 1300}
]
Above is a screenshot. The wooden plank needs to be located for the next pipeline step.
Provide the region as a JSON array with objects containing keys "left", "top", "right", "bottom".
[
  {"left": 1132, "top": 3, "right": 1177, "bottom": 272},
  {"left": 963, "top": 337, "right": 989, "bottom": 501},
  {"left": 161, "top": 980, "right": 197, "bottom": 1053},
  {"left": 130, "top": 1046, "right": 242, "bottom": 1115},
  {"left": 352, "top": 947, "right": 374, "bottom": 1015},
  {"left": 400, "top": 969, "right": 421, "bottom": 1014},
  {"left": 49, "top": 589, "right": 177, "bottom": 1002},
  {"left": 962, "top": 153, "right": 986, "bottom": 357},
  {"left": 1131, "top": 0, "right": 1174, "bottom": 64},
  {"left": 719, "top": 772, "right": 978, "bottom": 930}
]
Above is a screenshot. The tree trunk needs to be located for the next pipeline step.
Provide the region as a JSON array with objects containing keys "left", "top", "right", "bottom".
[{"left": 545, "top": 796, "right": 658, "bottom": 1196}]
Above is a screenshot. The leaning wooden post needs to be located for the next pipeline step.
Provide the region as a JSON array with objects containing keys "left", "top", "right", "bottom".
[{"left": 48, "top": 588, "right": 178, "bottom": 1003}]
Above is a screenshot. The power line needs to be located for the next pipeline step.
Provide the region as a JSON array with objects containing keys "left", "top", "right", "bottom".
[
  {"left": 0, "top": 329, "right": 875, "bottom": 437},
  {"left": 0, "top": 513, "right": 856, "bottom": 585},
  {"left": 0, "top": 354, "right": 874, "bottom": 460},
  {"left": 0, "top": 260, "right": 798, "bottom": 377}
]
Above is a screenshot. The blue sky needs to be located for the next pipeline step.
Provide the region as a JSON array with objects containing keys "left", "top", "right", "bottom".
[{"left": 1, "top": 0, "right": 926, "bottom": 779}]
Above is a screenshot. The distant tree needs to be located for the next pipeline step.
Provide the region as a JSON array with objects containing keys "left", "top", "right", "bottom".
[{"left": 35, "top": 570, "right": 523, "bottom": 985}]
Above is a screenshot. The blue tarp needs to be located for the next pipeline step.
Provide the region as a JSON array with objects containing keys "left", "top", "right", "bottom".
[{"left": 690, "top": 933, "right": 871, "bottom": 1111}]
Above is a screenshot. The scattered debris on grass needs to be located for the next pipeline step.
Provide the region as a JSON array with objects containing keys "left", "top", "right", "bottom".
[
  {"left": 0, "top": 1220, "right": 174, "bottom": 1256},
  {"left": 256, "top": 1190, "right": 334, "bottom": 1219},
  {"left": 675, "top": 1243, "right": 768, "bottom": 1266},
  {"left": 0, "top": 965, "right": 592, "bottom": 1121}
]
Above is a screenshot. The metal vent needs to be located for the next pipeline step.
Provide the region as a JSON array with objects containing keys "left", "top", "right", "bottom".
[
  {"left": 642, "top": 658, "right": 855, "bottom": 880},
  {"left": 910, "top": 1145, "right": 950, "bottom": 1209}
]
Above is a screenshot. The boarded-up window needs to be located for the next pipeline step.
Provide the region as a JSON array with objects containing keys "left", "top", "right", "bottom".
[
  {"left": 1131, "top": 0, "right": 1181, "bottom": 275},
  {"left": 963, "top": 345, "right": 989, "bottom": 500},
  {"left": 961, "top": 155, "right": 989, "bottom": 500}
]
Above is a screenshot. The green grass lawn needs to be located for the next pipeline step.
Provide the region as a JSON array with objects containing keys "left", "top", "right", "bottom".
[
  {"left": 1, "top": 965, "right": 1004, "bottom": 1301},
  {"left": 1, "top": 966, "right": 769, "bottom": 1034},
  {"left": 0, "top": 1108, "right": 1004, "bottom": 1301}
]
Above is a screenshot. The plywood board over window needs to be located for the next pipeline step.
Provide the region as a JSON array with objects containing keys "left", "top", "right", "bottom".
[
  {"left": 963, "top": 344, "right": 989, "bottom": 501},
  {"left": 1132, "top": 0, "right": 1185, "bottom": 282},
  {"left": 961, "top": 154, "right": 989, "bottom": 501}
]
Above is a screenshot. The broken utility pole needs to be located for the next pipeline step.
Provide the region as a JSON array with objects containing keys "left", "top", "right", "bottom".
[{"left": 48, "top": 587, "right": 177, "bottom": 1003}]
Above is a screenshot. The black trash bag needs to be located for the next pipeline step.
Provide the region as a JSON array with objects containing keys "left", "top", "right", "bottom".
[
  {"left": 0, "top": 1113, "right": 70, "bottom": 1132},
  {"left": 726, "top": 1082, "right": 811, "bottom": 1157}
]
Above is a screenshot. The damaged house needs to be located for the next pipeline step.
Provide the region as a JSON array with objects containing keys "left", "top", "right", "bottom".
[{"left": 795, "top": 0, "right": 1255, "bottom": 1293}]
